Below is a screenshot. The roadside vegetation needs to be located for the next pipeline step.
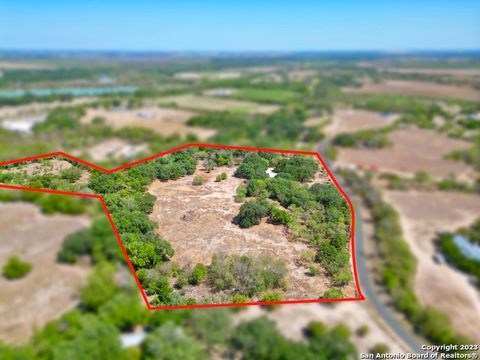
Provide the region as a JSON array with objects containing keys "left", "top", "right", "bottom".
[{"left": 340, "top": 169, "right": 474, "bottom": 347}]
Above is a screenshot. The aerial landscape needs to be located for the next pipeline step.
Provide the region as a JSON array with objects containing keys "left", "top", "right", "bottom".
[{"left": 1, "top": 0, "right": 479, "bottom": 359}]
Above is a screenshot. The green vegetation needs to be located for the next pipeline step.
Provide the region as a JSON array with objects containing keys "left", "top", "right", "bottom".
[
  {"left": 210, "top": 254, "right": 286, "bottom": 297},
  {"left": 192, "top": 175, "right": 205, "bottom": 186},
  {"left": 437, "top": 219, "right": 480, "bottom": 284},
  {"left": 233, "top": 88, "right": 300, "bottom": 104},
  {"left": 333, "top": 128, "right": 391, "bottom": 148},
  {"left": 2, "top": 256, "right": 32, "bottom": 280},
  {"left": 0, "top": 189, "right": 88, "bottom": 214},
  {"left": 215, "top": 172, "right": 228, "bottom": 182}
]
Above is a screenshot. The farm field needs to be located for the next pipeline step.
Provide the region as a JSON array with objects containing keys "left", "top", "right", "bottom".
[
  {"left": 382, "top": 190, "right": 480, "bottom": 342},
  {"left": 322, "top": 109, "right": 397, "bottom": 136},
  {"left": 81, "top": 106, "right": 216, "bottom": 140},
  {"left": 344, "top": 79, "right": 480, "bottom": 101},
  {"left": 157, "top": 94, "right": 279, "bottom": 113},
  {"left": 0, "top": 202, "right": 91, "bottom": 343},
  {"left": 336, "top": 128, "right": 474, "bottom": 180}
]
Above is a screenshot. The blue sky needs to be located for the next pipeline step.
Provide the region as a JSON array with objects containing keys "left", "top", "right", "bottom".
[{"left": 0, "top": 0, "right": 479, "bottom": 51}]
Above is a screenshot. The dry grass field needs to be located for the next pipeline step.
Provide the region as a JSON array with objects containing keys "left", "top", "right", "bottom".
[
  {"left": 321, "top": 109, "right": 397, "bottom": 136},
  {"left": 157, "top": 94, "right": 279, "bottom": 114},
  {"left": 344, "top": 80, "right": 480, "bottom": 101},
  {"left": 82, "top": 106, "right": 216, "bottom": 140},
  {"left": 336, "top": 128, "right": 474, "bottom": 180},
  {"left": 0, "top": 202, "right": 91, "bottom": 344}
]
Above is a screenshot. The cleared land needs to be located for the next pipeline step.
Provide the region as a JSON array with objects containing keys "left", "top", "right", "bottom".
[
  {"left": 336, "top": 128, "right": 474, "bottom": 180},
  {"left": 383, "top": 190, "right": 480, "bottom": 342},
  {"left": 157, "top": 94, "right": 279, "bottom": 114},
  {"left": 321, "top": 109, "right": 397, "bottom": 136},
  {"left": 344, "top": 80, "right": 480, "bottom": 101},
  {"left": 0, "top": 98, "right": 96, "bottom": 120},
  {"left": 83, "top": 138, "right": 149, "bottom": 162},
  {"left": 380, "top": 67, "right": 480, "bottom": 77},
  {"left": 81, "top": 106, "right": 216, "bottom": 140},
  {"left": 0, "top": 202, "right": 91, "bottom": 344},
  {"left": 148, "top": 166, "right": 356, "bottom": 301}
]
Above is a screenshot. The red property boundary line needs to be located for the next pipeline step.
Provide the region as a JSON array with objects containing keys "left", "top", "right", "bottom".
[{"left": 0, "top": 143, "right": 365, "bottom": 310}]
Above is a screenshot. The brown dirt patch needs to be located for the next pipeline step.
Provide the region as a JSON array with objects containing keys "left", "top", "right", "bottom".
[
  {"left": 336, "top": 128, "right": 474, "bottom": 180},
  {"left": 344, "top": 80, "right": 480, "bottom": 101},
  {"left": 82, "top": 106, "right": 216, "bottom": 141},
  {"left": 148, "top": 166, "right": 354, "bottom": 301},
  {"left": 83, "top": 138, "right": 149, "bottom": 162},
  {"left": 322, "top": 109, "right": 397, "bottom": 136},
  {"left": 0, "top": 202, "right": 91, "bottom": 344},
  {"left": 383, "top": 190, "right": 480, "bottom": 342}
]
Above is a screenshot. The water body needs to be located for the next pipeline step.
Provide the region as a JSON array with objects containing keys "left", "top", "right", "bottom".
[
  {"left": 453, "top": 234, "right": 480, "bottom": 261},
  {"left": 0, "top": 86, "right": 137, "bottom": 98}
]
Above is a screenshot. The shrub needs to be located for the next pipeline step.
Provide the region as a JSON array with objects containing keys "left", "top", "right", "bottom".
[
  {"left": 234, "top": 183, "right": 247, "bottom": 203},
  {"left": 356, "top": 325, "right": 370, "bottom": 337},
  {"left": 369, "top": 343, "right": 390, "bottom": 355},
  {"left": 269, "top": 207, "right": 292, "bottom": 225},
  {"left": 232, "top": 294, "right": 249, "bottom": 303},
  {"left": 333, "top": 270, "right": 353, "bottom": 286},
  {"left": 2, "top": 257, "right": 32, "bottom": 280},
  {"left": 189, "top": 263, "right": 208, "bottom": 285},
  {"left": 234, "top": 153, "right": 269, "bottom": 179},
  {"left": 261, "top": 291, "right": 283, "bottom": 302},
  {"left": 323, "top": 289, "right": 344, "bottom": 299},
  {"left": 309, "top": 265, "right": 319, "bottom": 276},
  {"left": 210, "top": 254, "right": 286, "bottom": 297},
  {"left": 237, "top": 199, "right": 271, "bottom": 228},
  {"left": 192, "top": 175, "right": 205, "bottom": 186},
  {"left": 215, "top": 172, "right": 228, "bottom": 182},
  {"left": 274, "top": 156, "right": 319, "bottom": 182}
]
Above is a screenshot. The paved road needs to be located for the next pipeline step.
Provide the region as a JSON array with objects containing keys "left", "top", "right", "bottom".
[{"left": 316, "top": 142, "right": 424, "bottom": 353}]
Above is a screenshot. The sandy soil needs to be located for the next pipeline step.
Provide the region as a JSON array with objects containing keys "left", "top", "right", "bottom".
[
  {"left": 383, "top": 190, "right": 480, "bottom": 342},
  {"left": 321, "top": 109, "right": 397, "bottom": 136},
  {"left": 3, "top": 159, "right": 73, "bottom": 176},
  {"left": 158, "top": 94, "right": 279, "bottom": 114},
  {"left": 82, "top": 106, "right": 216, "bottom": 141},
  {"left": 84, "top": 138, "right": 149, "bottom": 162},
  {"left": 344, "top": 80, "right": 480, "bottom": 101},
  {"left": 236, "top": 302, "right": 410, "bottom": 353},
  {"left": 148, "top": 166, "right": 355, "bottom": 301},
  {"left": 336, "top": 128, "right": 474, "bottom": 180},
  {"left": 0, "top": 202, "right": 91, "bottom": 344}
]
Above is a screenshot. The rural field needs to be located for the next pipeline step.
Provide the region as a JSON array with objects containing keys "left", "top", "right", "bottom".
[
  {"left": 1, "top": 50, "right": 480, "bottom": 358},
  {"left": 0, "top": 201, "right": 91, "bottom": 343},
  {"left": 344, "top": 79, "right": 480, "bottom": 101}
]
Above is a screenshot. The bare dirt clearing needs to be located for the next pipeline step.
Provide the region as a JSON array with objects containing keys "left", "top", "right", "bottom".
[
  {"left": 383, "top": 191, "right": 480, "bottom": 342},
  {"left": 336, "top": 128, "right": 474, "bottom": 180},
  {"left": 82, "top": 106, "right": 216, "bottom": 140},
  {"left": 148, "top": 166, "right": 355, "bottom": 301},
  {"left": 0, "top": 202, "right": 91, "bottom": 344},
  {"left": 379, "top": 67, "right": 480, "bottom": 78},
  {"left": 236, "top": 302, "right": 409, "bottom": 353},
  {"left": 83, "top": 138, "right": 149, "bottom": 162},
  {"left": 344, "top": 80, "right": 480, "bottom": 101},
  {"left": 321, "top": 109, "right": 397, "bottom": 136},
  {"left": 158, "top": 94, "right": 279, "bottom": 114}
]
